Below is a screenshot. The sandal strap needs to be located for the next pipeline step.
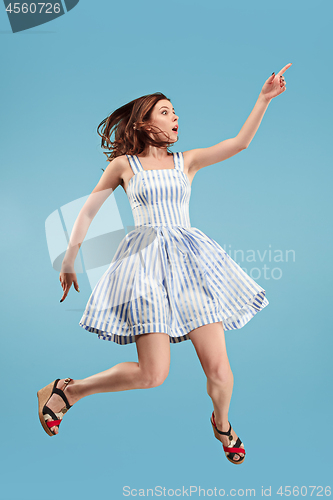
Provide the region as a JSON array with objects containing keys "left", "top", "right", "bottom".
[
  {"left": 49, "top": 378, "right": 73, "bottom": 410},
  {"left": 43, "top": 405, "right": 62, "bottom": 430},
  {"left": 224, "top": 437, "right": 246, "bottom": 457},
  {"left": 211, "top": 412, "right": 231, "bottom": 435},
  {"left": 43, "top": 405, "right": 59, "bottom": 422},
  {"left": 46, "top": 419, "right": 62, "bottom": 428},
  {"left": 53, "top": 387, "right": 71, "bottom": 409},
  {"left": 223, "top": 445, "right": 246, "bottom": 454},
  {"left": 42, "top": 378, "right": 73, "bottom": 423}
]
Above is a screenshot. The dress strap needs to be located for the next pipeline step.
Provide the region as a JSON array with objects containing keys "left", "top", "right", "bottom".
[
  {"left": 173, "top": 152, "right": 184, "bottom": 172},
  {"left": 126, "top": 155, "right": 143, "bottom": 174}
]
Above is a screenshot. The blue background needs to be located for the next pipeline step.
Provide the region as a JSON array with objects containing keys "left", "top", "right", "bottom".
[{"left": 1, "top": 0, "right": 332, "bottom": 498}]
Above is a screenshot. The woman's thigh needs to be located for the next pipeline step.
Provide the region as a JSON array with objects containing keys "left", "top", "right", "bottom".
[
  {"left": 188, "top": 322, "right": 231, "bottom": 378},
  {"left": 135, "top": 332, "right": 171, "bottom": 380}
]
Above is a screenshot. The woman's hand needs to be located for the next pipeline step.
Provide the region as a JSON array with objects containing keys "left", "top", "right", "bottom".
[
  {"left": 260, "top": 63, "right": 292, "bottom": 101},
  {"left": 59, "top": 269, "right": 80, "bottom": 303}
]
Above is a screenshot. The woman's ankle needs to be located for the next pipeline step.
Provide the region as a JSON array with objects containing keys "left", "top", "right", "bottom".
[
  {"left": 64, "top": 379, "right": 82, "bottom": 406},
  {"left": 213, "top": 412, "right": 230, "bottom": 431}
]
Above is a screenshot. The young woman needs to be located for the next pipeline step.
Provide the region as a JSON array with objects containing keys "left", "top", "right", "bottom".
[{"left": 37, "top": 63, "right": 291, "bottom": 464}]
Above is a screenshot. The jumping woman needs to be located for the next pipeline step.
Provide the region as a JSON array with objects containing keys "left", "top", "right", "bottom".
[{"left": 37, "top": 63, "right": 291, "bottom": 464}]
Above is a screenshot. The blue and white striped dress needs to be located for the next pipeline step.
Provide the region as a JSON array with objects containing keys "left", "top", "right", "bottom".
[{"left": 79, "top": 152, "right": 269, "bottom": 345}]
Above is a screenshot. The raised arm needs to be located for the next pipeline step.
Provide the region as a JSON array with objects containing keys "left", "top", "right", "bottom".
[
  {"left": 184, "top": 63, "right": 292, "bottom": 174},
  {"left": 59, "top": 155, "right": 125, "bottom": 302}
]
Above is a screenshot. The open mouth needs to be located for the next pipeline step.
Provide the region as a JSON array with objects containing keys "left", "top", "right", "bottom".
[{"left": 172, "top": 126, "right": 178, "bottom": 133}]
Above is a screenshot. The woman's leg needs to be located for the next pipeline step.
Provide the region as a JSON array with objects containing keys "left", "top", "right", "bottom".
[
  {"left": 189, "top": 322, "right": 244, "bottom": 461},
  {"left": 44, "top": 332, "right": 170, "bottom": 434}
]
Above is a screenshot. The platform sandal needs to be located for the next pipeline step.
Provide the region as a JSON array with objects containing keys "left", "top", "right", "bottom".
[
  {"left": 37, "top": 378, "right": 73, "bottom": 436},
  {"left": 210, "top": 411, "right": 246, "bottom": 465}
]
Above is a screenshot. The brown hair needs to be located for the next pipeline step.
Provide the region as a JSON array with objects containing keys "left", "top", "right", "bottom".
[{"left": 97, "top": 92, "right": 176, "bottom": 162}]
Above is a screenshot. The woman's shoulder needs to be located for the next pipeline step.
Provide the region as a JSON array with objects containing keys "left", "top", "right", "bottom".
[
  {"left": 109, "top": 154, "right": 130, "bottom": 168},
  {"left": 101, "top": 155, "right": 130, "bottom": 180}
]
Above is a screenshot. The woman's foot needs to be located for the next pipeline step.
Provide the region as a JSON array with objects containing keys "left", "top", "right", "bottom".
[
  {"left": 42, "top": 379, "right": 76, "bottom": 435},
  {"left": 211, "top": 412, "right": 245, "bottom": 463},
  {"left": 216, "top": 425, "right": 245, "bottom": 462}
]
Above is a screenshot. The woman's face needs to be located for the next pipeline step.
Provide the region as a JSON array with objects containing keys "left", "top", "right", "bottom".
[{"left": 146, "top": 99, "right": 179, "bottom": 143}]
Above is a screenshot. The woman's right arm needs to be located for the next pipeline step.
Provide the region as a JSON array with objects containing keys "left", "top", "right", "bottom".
[{"left": 59, "top": 155, "right": 125, "bottom": 302}]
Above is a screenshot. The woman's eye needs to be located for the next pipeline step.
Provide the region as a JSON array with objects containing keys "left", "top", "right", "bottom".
[{"left": 162, "top": 111, "right": 167, "bottom": 115}]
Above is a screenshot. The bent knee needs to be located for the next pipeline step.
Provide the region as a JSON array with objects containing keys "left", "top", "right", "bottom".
[{"left": 140, "top": 369, "right": 169, "bottom": 389}]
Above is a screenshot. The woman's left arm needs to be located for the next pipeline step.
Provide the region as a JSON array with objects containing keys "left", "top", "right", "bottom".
[{"left": 185, "top": 63, "right": 292, "bottom": 173}]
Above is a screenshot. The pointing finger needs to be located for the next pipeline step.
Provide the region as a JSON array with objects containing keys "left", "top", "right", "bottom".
[
  {"left": 60, "top": 283, "right": 70, "bottom": 302},
  {"left": 277, "top": 63, "right": 292, "bottom": 76},
  {"left": 60, "top": 289, "right": 69, "bottom": 303}
]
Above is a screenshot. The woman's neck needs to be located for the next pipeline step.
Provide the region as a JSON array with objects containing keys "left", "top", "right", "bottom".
[{"left": 139, "top": 145, "right": 170, "bottom": 159}]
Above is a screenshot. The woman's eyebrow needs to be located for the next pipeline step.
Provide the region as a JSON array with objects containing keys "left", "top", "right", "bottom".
[{"left": 159, "top": 106, "right": 175, "bottom": 111}]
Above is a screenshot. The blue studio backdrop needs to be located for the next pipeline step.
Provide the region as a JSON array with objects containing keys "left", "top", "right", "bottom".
[{"left": 1, "top": 0, "right": 332, "bottom": 499}]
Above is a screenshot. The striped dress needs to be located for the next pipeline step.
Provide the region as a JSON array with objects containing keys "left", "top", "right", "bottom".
[{"left": 79, "top": 152, "right": 269, "bottom": 344}]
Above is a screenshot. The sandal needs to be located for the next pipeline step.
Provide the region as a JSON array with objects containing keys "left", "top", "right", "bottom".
[
  {"left": 37, "top": 378, "right": 73, "bottom": 436},
  {"left": 210, "top": 411, "right": 246, "bottom": 464}
]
